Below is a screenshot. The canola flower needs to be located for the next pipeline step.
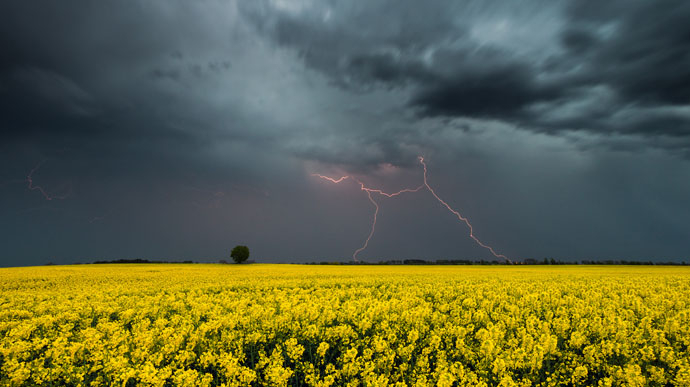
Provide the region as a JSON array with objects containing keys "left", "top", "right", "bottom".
[{"left": 1, "top": 264, "right": 689, "bottom": 386}]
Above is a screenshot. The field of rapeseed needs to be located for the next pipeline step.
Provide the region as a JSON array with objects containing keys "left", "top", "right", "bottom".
[{"left": 1, "top": 264, "right": 689, "bottom": 386}]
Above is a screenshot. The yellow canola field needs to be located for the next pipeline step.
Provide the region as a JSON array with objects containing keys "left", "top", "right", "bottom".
[{"left": 1, "top": 264, "right": 689, "bottom": 386}]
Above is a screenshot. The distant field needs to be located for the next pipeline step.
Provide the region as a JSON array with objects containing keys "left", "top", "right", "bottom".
[{"left": 1, "top": 264, "right": 689, "bottom": 386}]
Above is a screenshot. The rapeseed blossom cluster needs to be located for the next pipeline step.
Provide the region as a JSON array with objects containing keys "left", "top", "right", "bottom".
[{"left": 1, "top": 264, "right": 689, "bottom": 386}]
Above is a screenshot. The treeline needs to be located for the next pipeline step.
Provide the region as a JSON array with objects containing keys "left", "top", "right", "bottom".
[
  {"left": 525, "top": 258, "right": 688, "bottom": 265},
  {"left": 306, "top": 259, "right": 689, "bottom": 266},
  {"left": 579, "top": 260, "right": 687, "bottom": 266}
]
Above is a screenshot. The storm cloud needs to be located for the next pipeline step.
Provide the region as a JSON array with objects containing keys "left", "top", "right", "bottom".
[
  {"left": 1, "top": 0, "right": 689, "bottom": 266},
  {"left": 241, "top": 0, "right": 690, "bottom": 147}
]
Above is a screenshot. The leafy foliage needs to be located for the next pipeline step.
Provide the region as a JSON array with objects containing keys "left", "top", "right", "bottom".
[{"left": 230, "top": 245, "right": 250, "bottom": 264}]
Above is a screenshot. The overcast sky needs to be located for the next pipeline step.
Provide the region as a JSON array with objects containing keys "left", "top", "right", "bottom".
[{"left": 1, "top": 0, "right": 689, "bottom": 266}]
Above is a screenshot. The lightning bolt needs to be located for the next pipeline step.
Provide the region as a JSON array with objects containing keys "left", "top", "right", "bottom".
[
  {"left": 311, "top": 173, "right": 423, "bottom": 261},
  {"left": 26, "top": 161, "right": 71, "bottom": 201},
  {"left": 313, "top": 156, "right": 510, "bottom": 263},
  {"left": 353, "top": 191, "right": 378, "bottom": 261},
  {"left": 21, "top": 157, "right": 116, "bottom": 225},
  {"left": 88, "top": 207, "right": 118, "bottom": 224},
  {"left": 418, "top": 157, "right": 510, "bottom": 263}
]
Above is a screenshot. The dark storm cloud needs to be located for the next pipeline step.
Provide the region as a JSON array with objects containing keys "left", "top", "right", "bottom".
[
  {"left": 244, "top": 0, "right": 463, "bottom": 88},
  {"left": 240, "top": 0, "right": 690, "bottom": 149},
  {"left": 5, "top": 0, "right": 688, "bottom": 167},
  {"left": 0, "top": 67, "right": 98, "bottom": 138},
  {"left": 0, "top": 2, "right": 177, "bottom": 141},
  {"left": 0, "top": 1, "right": 274, "bottom": 176},
  {"left": 410, "top": 55, "right": 563, "bottom": 118},
  {"left": 1, "top": 0, "right": 689, "bottom": 266},
  {"left": 564, "top": 1, "right": 690, "bottom": 106}
]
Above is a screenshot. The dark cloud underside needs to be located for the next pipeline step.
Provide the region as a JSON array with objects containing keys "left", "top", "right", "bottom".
[
  {"left": 1, "top": 0, "right": 689, "bottom": 265},
  {"left": 241, "top": 0, "right": 690, "bottom": 146}
]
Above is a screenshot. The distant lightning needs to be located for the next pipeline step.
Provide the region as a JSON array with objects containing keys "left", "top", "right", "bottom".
[
  {"left": 88, "top": 207, "right": 118, "bottom": 224},
  {"left": 21, "top": 158, "right": 117, "bottom": 225},
  {"left": 314, "top": 175, "right": 349, "bottom": 184},
  {"left": 88, "top": 215, "right": 106, "bottom": 224},
  {"left": 353, "top": 191, "right": 379, "bottom": 261},
  {"left": 313, "top": 157, "right": 510, "bottom": 263},
  {"left": 26, "top": 161, "right": 71, "bottom": 201},
  {"left": 311, "top": 173, "right": 423, "bottom": 261},
  {"left": 418, "top": 157, "right": 510, "bottom": 263}
]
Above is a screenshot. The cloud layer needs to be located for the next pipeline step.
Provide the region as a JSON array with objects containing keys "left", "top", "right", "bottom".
[
  {"left": 241, "top": 0, "right": 690, "bottom": 150},
  {"left": 1, "top": 0, "right": 689, "bottom": 265}
]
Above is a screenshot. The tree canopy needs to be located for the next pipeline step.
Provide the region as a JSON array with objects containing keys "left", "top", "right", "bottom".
[{"left": 230, "top": 245, "right": 250, "bottom": 264}]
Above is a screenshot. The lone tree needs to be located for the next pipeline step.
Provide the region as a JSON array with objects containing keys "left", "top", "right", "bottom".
[{"left": 230, "top": 245, "right": 250, "bottom": 264}]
